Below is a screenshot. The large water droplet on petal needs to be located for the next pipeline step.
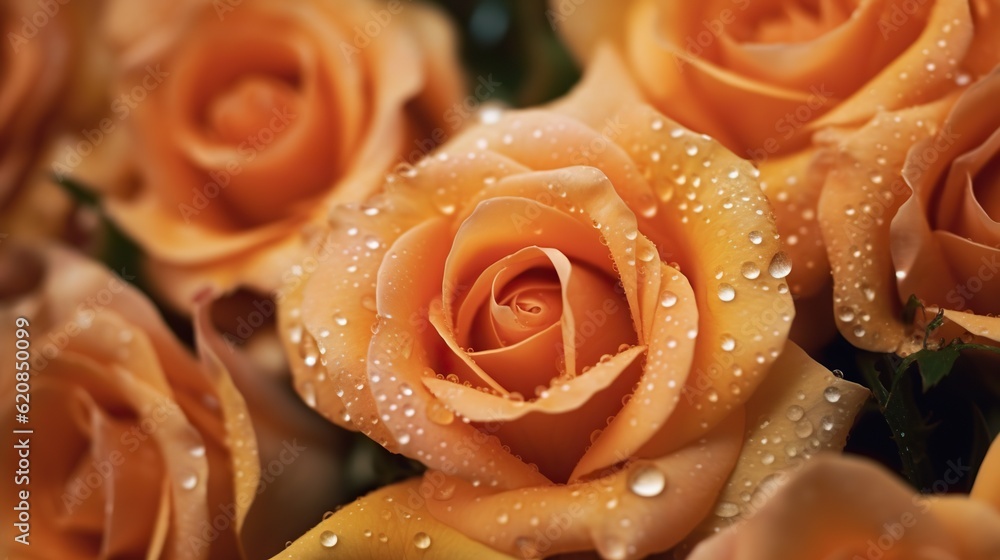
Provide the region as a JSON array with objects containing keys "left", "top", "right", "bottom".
[
  {"left": 628, "top": 464, "right": 666, "bottom": 497},
  {"left": 319, "top": 531, "right": 339, "bottom": 548},
  {"left": 717, "top": 283, "right": 736, "bottom": 302},
  {"left": 768, "top": 252, "right": 792, "bottom": 279},
  {"left": 413, "top": 532, "right": 431, "bottom": 550}
]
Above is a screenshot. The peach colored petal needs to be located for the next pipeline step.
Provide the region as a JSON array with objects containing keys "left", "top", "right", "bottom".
[
  {"left": 425, "top": 412, "right": 744, "bottom": 559},
  {"left": 924, "top": 497, "right": 1000, "bottom": 558},
  {"left": 280, "top": 217, "right": 417, "bottom": 444},
  {"left": 814, "top": 0, "right": 974, "bottom": 128},
  {"left": 611, "top": 104, "right": 793, "bottom": 454},
  {"left": 681, "top": 341, "right": 869, "bottom": 545},
  {"left": 427, "top": 302, "right": 511, "bottom": 395},
  {"left": 1, "top": 244, "right": 260, "bottom": 559},
  {"left": 366, "top": 216, "right": 552, "bottom": 488},
  {"left": 546, "top": 46, "right": 644, "bottom": 133},
  {"left": 941, "top": 309, "right": 1000, "bottom": 343},
  {"left": 714, "top": 0, "right": 908, "bottom": 96},
  {"left": 572, "top": 262, "right": 699, "bottom": 481},
  {"left": 423, "top": 345, "right": 645, "bottom": 422},
  {"left": 757, "top": 149, "right": 831, "bottom": 298},
  {"left": 971, "top": 436, "right": 1000, "bottom": 509},
  {"left": 819, "top": 98, "right": 956, "bottom": 352},
  {"left": 686, "top": 455, "right": 960, "bottom": 560},
  {"left": 192, "top": 307, "right": 263, "bottom": 537},
  {"left": 273, "top": 478, "right": 516, "bottom": 560}
]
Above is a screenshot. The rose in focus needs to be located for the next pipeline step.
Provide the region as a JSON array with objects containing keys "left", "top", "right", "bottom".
[
  {"left": 99, "top": 0, "right": 465, "bottom": 311},
  {"left": 552, "top": 0, "right": 1000, "bottom": 300},
  {"left": 276, "top": 53, "right": 867, "bottom": 559}
]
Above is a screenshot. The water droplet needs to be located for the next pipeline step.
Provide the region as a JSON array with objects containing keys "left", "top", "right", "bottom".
[
  {"left": 637, "top": 244, "right": 656, "bottom": 262},
  {"left": 364, "top": 236, "right": 381, "bottom": 250},
  {"left": 320, "top": 531, "right": 339, "bottom": 548},
  {"left": 823, "top": 386, "right": 841, "bottom": 403},
  {"left": 795, "top": 419, "right": 814, "bottom": 438},
  {"left": 717, "top": 283, "right": 736, "bottom": 302},
  {"left": 721, "top": 335, "right": 736, "bottom": 352},
  {"left": 837, "top": 307, "right": 856, "bottom": 322},
  {"left": 786, "top": 405, "right": 805, "bottom": 421},
  {"left": 860, "top": 283, "right": 876, "bottom": 302},
  {"left": 660, "top": 291, "right": 678, "bottom": 308},
  {"left": 761, "top": 453, "right": 775, "bottom": 465},
  {"left": 741, "top": 261, "right": 760, "bottom": 280},
  {"left": 300, "top": 381, "right": 317, "bottom": 408},
  {"left": 715, "top": 501, "right": 740, "bottom": 518},
  {"left": 628, "top": 463, "right": 666, "bottom": 497},
  {"left": 180, "top": 473, "right": 198, "bottom": 490},
  {"left": 189, "top": 445, "right": 206, "bottom": 458},
  {"left": 333, "top": 313, "right": 348, "bottom": 327},
  {"left": 600, "top": 537, "right": 627, "bottom": 560},
  {"left": 427, "top": 402, "right": 455, "bottom": 425},
  {"left": 767, "top": 252, "right": 792, "bottom": 279},
  {"left": 727, "top": 167, "right": 740, "bottom": 179},
  {"left": 413, "top": 532, "right": 431, "bottom": 550},
  {"left": 748, "top": 231, "right": 763, "bottom": 245}
]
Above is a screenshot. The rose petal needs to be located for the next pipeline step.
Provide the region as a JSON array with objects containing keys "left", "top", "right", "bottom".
[
  {"left": 370, "top": 217, "right": 550, "bottom": 488},
  {"left": 610, "top": 103, "right": 794, "bottom": 454},
  {"left": 573, "top": 263, "right": 698, "bottom": 480},
  {"left": 273, "top": 478, "right": 516, "bottom": 560},
  {"left": 422, "top": 345, "right": 645, "bottom": 422},
  {"left": 819, "top": 97, "right": 955, "bottom": 352},
  {"left": 971, "top": 435, "right": 1000, "bottom": 509},
  {"left": 681, "top": 341, "right": 869, "bottom": 545},
  {"left": 425, "top": 412, "right": 744, "bottom": 559},
  {"left": 813, "top": 0, "right": 974, "bottom": 128},
  {"left": 686, "top": 455, "right": 959, "bottom": 560},
  {"left": 924, "top": 497, "right": 1000, "bottom": 558}
]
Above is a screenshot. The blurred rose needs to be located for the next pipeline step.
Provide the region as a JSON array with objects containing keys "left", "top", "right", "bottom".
[
  {"left": 0, "top": 0, "right": 112, "bottom": 240},
  {"left": 0, "top": 243, "right": 260, "bottom": 559},
  {"left": 197, "top": 290, "right": 353, "bottom": 557},
  {"left": 551, "top": 0, "right": 1000, "bottom": 301},
  {"left": 820, "top": 68, "right": 1000, "bottom": 352},
  {"left": 276, "top": 52, "right": 867, "bottom": 559},
  {"left": 100, "top": 0, "right": 465, "bottom": 312},
  {"left": 688, "top": 436, "right": 1000, "bottom": 559}
]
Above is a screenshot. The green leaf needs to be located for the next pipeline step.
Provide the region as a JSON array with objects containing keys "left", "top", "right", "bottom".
[
  {"left": 911, "top": 346, "right": 962, "bottom": 392},
  {"left": 858, "top": 352, "right": 935, "bottom": 488},
  {"left": 902, "top": 294, "right": 923, "bottom": 324},
  {"left": 923, "top": 309, "right": 946, "bottom": 347}
]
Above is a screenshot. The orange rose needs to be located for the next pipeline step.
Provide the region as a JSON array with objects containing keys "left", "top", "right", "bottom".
[
  {"left": 100, "top": 0, "right": 465, "bottom": 311},
  {"left": 550, "top": 0, "right": 1000, "bottom": 300},
  {"left": 0, "top": 243, "right": 260, "bottom": 558},
  {"left": 276, "top": 52, "right": 867, "bottom": 558},
  {"left": 820, "top": 68, "right": 1000, "bottom": 352},
  {"left": 0, "top": 0, "right": 109, "bottom": 239},
  {"left": 688, "top": 436, "right": 1000, "bottom": 559}
]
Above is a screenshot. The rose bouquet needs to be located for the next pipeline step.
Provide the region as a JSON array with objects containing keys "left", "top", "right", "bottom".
[{"left": 2, "top": 1, "right": 1000, "bottom": 559}]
